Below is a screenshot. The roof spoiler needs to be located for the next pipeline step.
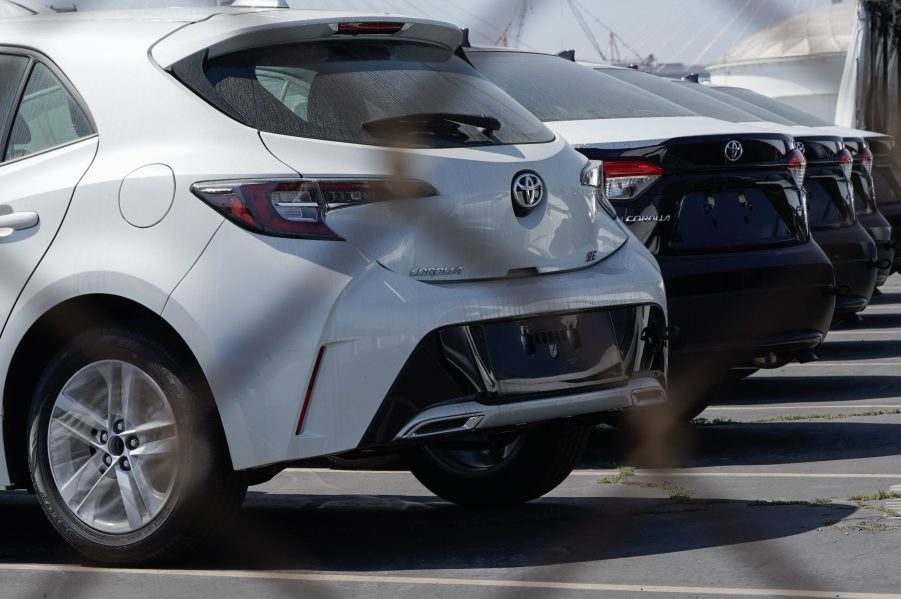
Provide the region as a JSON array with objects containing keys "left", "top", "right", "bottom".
[{"left": 229, "top": 0, "right": 289, "bottom": 7}]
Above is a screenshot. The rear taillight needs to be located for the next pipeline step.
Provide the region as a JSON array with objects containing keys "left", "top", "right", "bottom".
[
  {"left": 787, "top": 149, "right": 807, "bottom": 189},
  {"left": 191, "top": 178, "right": 437, "bottom": 240},
  {"left": 839, "top": 148, "right": 854, "bottom": 182},
  {"left": 862, "top": 146, "right": 874, "bottom": 176},
  {"left": 581, "top": 160, "right": 617, "bottom": 219},
  {"left": 603, "top": 160, "right": 664, "bottom": 201}
]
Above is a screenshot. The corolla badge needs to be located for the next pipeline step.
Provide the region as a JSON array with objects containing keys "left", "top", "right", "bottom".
[
  {"left": 511, "top": 171, "right": 545, "bottom": 215},
  {"left": 725, "top": 140, "right": 744, "bottom": 162},
  {"left": 794, "top": 141, "right": 806, "bottom": 155}
]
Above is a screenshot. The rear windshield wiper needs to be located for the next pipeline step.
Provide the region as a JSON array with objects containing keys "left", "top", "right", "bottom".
[{"left": 362, "top": 112, "right": 502, "bottom": 140}]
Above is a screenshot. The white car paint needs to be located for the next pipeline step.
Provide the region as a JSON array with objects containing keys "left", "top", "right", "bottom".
[{"left": 0, "top": 8, "right": 666, "bottom": 479}]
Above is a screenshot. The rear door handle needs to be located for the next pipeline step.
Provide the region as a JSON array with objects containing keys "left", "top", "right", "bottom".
[{"left": 0, "top": 210, "right": 39, "bottom": 238}]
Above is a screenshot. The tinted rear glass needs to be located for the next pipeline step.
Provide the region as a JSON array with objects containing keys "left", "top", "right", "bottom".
[
  {"left": 599, "top": 68, "right": 760, "bottom": 122},
  {"left": 468, "top": 51, "right": 694, "bottom": 121},
  {"left": 673, "top": 82, "right": 796, "bottom": 125},
  {"left": 205, "top": 40, "right": 553, "bottom": 148},
  {"left": 713, "top": 87, "right": 831, "bottom": 127}
]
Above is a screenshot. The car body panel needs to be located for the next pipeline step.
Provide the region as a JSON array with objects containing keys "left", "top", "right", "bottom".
[{"left": 262, "top": 132, "right": 627, "bottom": 281}]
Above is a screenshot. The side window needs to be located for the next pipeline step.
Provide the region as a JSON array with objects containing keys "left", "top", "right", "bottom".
[
  {"left": 4, "top": 62, "right": 94, "bottom": 162},
  {"left": 0, "top": 54, "right": 29, "bottom": 146}
]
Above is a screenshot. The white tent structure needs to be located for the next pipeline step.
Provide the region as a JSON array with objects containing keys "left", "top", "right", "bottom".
[{"left": 708, "top": 1, "right": 857, "bottom": 123}]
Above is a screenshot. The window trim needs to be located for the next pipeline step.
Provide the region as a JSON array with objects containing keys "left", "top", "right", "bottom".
[{"left": 0, "top": 45, "right": 97, "bottom": 166}]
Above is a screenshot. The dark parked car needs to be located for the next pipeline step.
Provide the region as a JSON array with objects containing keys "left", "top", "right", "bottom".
[
  {"left": 710, "top": 86, "right": 895, "bottom": 286},
  {"left": 465, "top": 47, "right": 836, "bottom": 418},
  {"left": 593, "top": 67, "right": 878, "bottom": 322}
]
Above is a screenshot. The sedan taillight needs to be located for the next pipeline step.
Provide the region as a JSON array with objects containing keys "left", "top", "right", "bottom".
[
  {"left": 787, "top": 149, "right": 807, "bottom": 189},
  {"left": 603, "top": 160, "right": 664, "bottom": 201},
  {"left": 862, "top": 146, "right": 875, "bottom": 176},
  {"left": 191, "top": 178, "right": 437, "bottom": 240},
  {"left": 839, "top": 148, "right": 854, "bottom": 182}
]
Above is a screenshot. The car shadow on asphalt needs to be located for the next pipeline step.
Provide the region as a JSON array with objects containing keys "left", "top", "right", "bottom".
[
  {"left": 870, "top": 290, "right": 901, "bottom": 305},
  {"left": 814, "top": 339, "right": 901, "bottom": 361},
  {"left": 0, "top": 489, "right": 853, "bottom": 574},
  {"left": 834, "top": 311, "right": 901, "bottom": 330},
  {"left": 720, "top": 374, "right": 901, "bottom": 404},
  {"left": 585, "top": 421, "right": 901, "bottom": 468}
]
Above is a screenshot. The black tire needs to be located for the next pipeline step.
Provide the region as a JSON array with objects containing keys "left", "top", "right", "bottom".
[
  {"left": 409, "top": 420, "right": 590, "bottom": 506},
  {"left": 28, "top": 326, "right": 246, "bottom": 564}
]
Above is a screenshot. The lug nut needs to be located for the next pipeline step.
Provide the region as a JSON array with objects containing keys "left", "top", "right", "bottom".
[
  {"left": 103, "top": 454, "right": 112, "bottom": 466},
  {"left": 121, "top": 459, "right": 131, "bottom": 471},
  {"left": 114, "top": 420, "right": 125, "bottom": 433},
  {"left": 127, "top": 437, "right": 139, "bottom": 450},
  {"left": 99, "top": 431, "right": 108, "bottom": 443}
]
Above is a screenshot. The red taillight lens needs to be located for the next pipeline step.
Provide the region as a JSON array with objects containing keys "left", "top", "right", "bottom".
[
  {"left": 839, "top": 148, "right": 854, "bottom": 181},
  {"left": 787, "top": 149, "right": 807, "bottom": 189},
  {"left": 603, "top": 160, "right": 664, "bottom": 201},
  {"left": 334, "top": 22, "right": 406, "bottom": 35},
  {"left": 862, "top": 147, "right": 874, "bottom": 176},
  {"left": 191, "top": 178, "right": 437, "bottom": 240}
]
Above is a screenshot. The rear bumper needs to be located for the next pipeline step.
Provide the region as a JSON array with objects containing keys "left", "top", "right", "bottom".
[
  {"left": 165, "top": 227, "right": 666, "bottom": 469},
  {"left": 659, "top": 240, "right": 835, "bottom": 368},
  {"left": 811, "top": 222, "right": 879, "bottom": 315},
  {"left": 876, "top": 202, "right": 901, "bottom": 272},
  {"left": 858, "top": 210, "right": 895, "bottom": 285}
]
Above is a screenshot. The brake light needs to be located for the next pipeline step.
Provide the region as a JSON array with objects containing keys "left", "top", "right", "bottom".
[
  {"left": 603, "top": 160, "right": 664, "bottom": 201},
  {"left": 191, "top": 178, "right": 437, "bottom": 240},
  {"left": 581, "top": 160, "right": 617, "bottom": 219},
  {"left": 862, "top": 146, "right": 874, "bottom": 176},
  {"left": 333, "top": 22, "right": 406, "bottom": 35},
  {"left": 839, "top": 148, "right": 854, "bottom": 182},
  {"left": 787, "top": 149, "right": 807, "bottom": 189}
]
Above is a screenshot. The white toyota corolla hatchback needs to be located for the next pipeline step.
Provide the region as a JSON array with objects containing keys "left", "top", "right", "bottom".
[{"left": 0, "top": 7, "right": 666, "bottom": 562}]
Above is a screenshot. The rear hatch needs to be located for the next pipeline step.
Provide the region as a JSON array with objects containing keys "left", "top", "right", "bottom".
[
  {"left": 156, "top": 14, "right": 625, "bottom": 281},
  {"left": 550, "top": 117, "right": 807, "bottom": 255}
]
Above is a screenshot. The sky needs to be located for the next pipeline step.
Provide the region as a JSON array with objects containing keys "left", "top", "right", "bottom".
[{"left": 35, "top": 0, "right": 842, "bottom": 66}]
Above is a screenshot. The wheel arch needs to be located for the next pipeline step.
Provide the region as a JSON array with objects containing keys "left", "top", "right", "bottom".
[{"left": 2, "top": 293, "right": 216, "bottom": 490}]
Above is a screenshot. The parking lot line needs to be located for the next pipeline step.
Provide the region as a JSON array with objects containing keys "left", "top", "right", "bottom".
[
  {"left": 781, "top": 362, "right": 901, "bottom": 366},
  {"left": 283, "top": 468, "right": 901, "bottom": 479},
  {"left": 1, "top": 563, "right": 900, "bottom": 599},
  {"left": 822, "top": 330, "right": 901, "bottom": 335},
  {"left": 705, "top": 405, "right": 901, "bottom": 410}
]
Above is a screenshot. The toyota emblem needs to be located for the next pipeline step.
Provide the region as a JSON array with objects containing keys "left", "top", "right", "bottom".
[
  {"left": 725, "top": 140, "right": 744, "bottom": 162},
  {"left": 511, "top": 171, "right": 545, "bottom": 215}
]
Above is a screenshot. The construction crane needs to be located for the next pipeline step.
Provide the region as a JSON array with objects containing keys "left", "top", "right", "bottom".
[{"left": 566, "top": 0, "right": 607, "bottom": 61}]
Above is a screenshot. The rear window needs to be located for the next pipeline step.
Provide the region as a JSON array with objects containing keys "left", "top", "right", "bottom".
[
  {"left": 713, "top": 87, "right": 831, "bottom": 127},
  {"left": 598, "top": 68, "right": 760, "bottom": 123},
  {"left": 203, "top": 40, "right": 553, "bottom": 148},
  {"left": 672, "top": 82, "right": 796, "bottom": 126},
  {"left": 467, "top": 51, "right": 694, "bottom": 121}
]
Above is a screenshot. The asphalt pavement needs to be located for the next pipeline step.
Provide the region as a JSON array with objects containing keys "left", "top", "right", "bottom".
[{"left": 3, "top": 275, "right": 901, "bottom": 599}]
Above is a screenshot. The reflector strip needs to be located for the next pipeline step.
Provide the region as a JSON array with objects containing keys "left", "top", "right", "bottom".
[{"left": 297, "top": 347, "right": 325, "bottom": 435}]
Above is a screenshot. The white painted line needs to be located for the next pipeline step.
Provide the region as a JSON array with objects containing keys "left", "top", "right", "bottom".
[
  {"left": 891, "top": 485, "right": 901, "bottom": 493},
  {"left": 705, "top": 405, "right": 901, "bottom": 410},
  {"left": 0, "top": 563, "right": 899, "bottom": 599},
  {"left": 826, "top": 330, "right": 901, "bottom": 335},
  {"left": 779, "top": 362, "right": 901, "bottom": 367},
  {"left": 285, "top": 467, "right": 901, "bottom": 479},
  {"left": 608, "top": 471, "right": 901, "bottom": 480}
]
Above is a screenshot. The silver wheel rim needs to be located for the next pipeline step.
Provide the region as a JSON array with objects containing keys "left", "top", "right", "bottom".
[
  {"left": 47, "top": 360, "right": 179, "bottom": 534},
  {"left": 424, "top": 434, "right": 525, "bottom": 479}
]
